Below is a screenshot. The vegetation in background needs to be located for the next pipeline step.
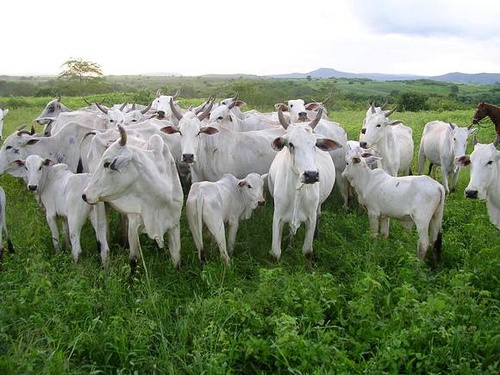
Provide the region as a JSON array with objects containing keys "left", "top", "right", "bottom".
[{"left": 0, "top": 89, "right": 498, "bottom": 374}]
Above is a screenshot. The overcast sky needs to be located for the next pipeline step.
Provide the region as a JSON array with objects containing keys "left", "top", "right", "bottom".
[{"left": 2, "top": 0, "right": 499, "bottom": 77}]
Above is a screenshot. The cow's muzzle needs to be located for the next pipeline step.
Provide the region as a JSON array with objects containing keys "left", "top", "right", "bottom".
[
  {"left": 182, "top": 154, "right": 194, "bottom": 163},
  {"left": 465, "top": 189, "right": 478, "bottom": 199},
  {"left": 303, "top": 170, "right": 319, "bottom": 184},
  {"left": 28, "top": 185, "right": 37, "bottom": 191},
  {"left": 258, "top": 200, "right": 265, "bottom": 207}
]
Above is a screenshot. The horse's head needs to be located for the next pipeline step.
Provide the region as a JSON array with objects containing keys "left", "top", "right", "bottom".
[{"left": 472, "top": 101, "right": 488, "bottom": 124}]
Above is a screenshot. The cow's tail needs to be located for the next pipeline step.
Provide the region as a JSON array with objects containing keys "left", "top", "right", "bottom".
[{"left": 431, "top": 185, "right": 445, "bottom": 262}]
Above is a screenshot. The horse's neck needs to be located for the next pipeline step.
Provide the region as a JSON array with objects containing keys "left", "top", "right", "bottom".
[{"left": 486, "top": 104, "right": 500, "bottom": 126}]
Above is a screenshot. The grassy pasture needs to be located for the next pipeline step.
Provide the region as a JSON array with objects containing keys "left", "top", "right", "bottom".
[{"left": 0, "top": 101, "right": 498, "bottom": 374}]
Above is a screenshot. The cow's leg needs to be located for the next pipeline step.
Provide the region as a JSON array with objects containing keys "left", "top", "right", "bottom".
[
  {"left": 68, "top": 215, "right": 85, "bottom": 264},
  {"left": 227, "top": 220, "right": 240, "bottom": 257},
  {"left": 167, "top": 225, "right": 181, "bottom": 269},
  {"left": 45, "top": 212, "right": 61, "bottom": 252},
  {"left": 441, "top": 167, "right": 450, "bottom": 194},
  {"left": 127, "top": 214, "right": 142, "bottom": 275},
  {"left": 380, "top": 216, "right": 390, "bottom": 238},
  {"left": 416, "top": 221, "right": 431, "bottom": 260},
  {"left": 271, "top": 213, "right": 285, "bottom": 261},
  {"left": 368, "top": 212, "right": 380, "bottom": 237},
  {"left": 205, "top": 218, "right": 230, "bottom": 265},
  {"left": 89, "top": 203, "right": 110, "bottom": 268},
  {"left": 303, "top": 214, "right": 317, "bottom": 266},
  {"left": 417, "top": 148, "right": 426, "bottom": 175},
  {"left": 449, "top": 169, "right": 459, "bottom": 193},
  {"left": 62, "top": 218, "right": 71, "bottom": 251}
]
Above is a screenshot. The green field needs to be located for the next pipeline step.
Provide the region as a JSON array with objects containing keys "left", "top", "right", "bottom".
[{"left": 0, "top": 98, "right": 498, "bottom": 374}]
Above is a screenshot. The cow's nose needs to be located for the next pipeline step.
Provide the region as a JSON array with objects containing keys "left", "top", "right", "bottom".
[
  {"left": 359, "top": 141, "right": 368, "bottom": 149},
  {"left": 157, "top": 110, "right": 165, "bottom": 119},
  {"left": 182, "top": 153, "right": 194, "bottom": 163},
  {"left": 258, "top": 200, "right": 265, "bottom": 207},
  {"left": 361, "top": 128, "right": 366, "bottom": 134},
  {"left": 298, "top": 112, "right": 308, "bottom": 121},
  {"left": 28, "top": 185, "right": 37, "bottom": 191},
  {"left": 82, "top": 194, "right": 88, "bottom": 202},
  {"left": 465, "top": 189, "right": 478, "bottom": 199},
  {"left": 303, "top": 170, "right": 319, "bottom": 184}
]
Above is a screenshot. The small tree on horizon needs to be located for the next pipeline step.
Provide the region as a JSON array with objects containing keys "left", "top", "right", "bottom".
[{"left": 58, "top": 58, "right": 105, "bottom": 95}]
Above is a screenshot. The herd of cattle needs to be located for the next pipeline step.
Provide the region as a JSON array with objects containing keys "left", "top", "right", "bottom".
[{"left": 0, "top": 91, "right": 498, "bottom": 272}]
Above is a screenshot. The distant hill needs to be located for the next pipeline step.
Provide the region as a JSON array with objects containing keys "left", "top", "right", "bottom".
[{"left": 266, "top": 67, "right": 500, "bottom": 85}]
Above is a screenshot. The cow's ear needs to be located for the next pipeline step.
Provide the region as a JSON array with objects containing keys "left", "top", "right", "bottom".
[
  {"left": 11, "top": 159, "right": 25, "bottom": 166},
  {"left": 274, "top": 103, "right": 286, "bottom": 111},
  {"left": 455, "top": 155, "right": 470, "bottom": 167},
  {"left": 26, "top": 139, "right": 40, "bottom": 146},
  {"left": 316, "top": 138, "right": 342, "bottom": 151},
  {"left": 272, "top": 137, "right": 286, "bottom": 151},
  {"left": 388, "top": 120, "right": 404, "bottom": 126},
  {"left": 352, "top": 156, "right": 362, "bottom": 164},
  {"left": 160, "top": 125, "right": 180, "bottom": 134},
  {"left": 200, "top": 126, "right": 219, "bottom": 135},
  {"left": 43, "top": 159, "right": 54, "bottom": 166},
  {"left": 109, "top": 155, "right": 130, "bottom": 171},
  {"left": 237, "top": 179, "right": 247, "bottom": 188}
]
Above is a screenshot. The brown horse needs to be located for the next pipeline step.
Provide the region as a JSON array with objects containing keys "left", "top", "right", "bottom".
[{"left": 472, "top": 102, "right": 500, "bottom": 145}]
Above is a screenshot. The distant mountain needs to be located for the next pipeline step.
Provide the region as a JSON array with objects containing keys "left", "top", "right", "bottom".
[{"left": 266, "top": 67, "right": 500, "bottom": 85}]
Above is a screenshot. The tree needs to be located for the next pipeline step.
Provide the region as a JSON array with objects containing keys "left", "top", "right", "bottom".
[{"left": 58, "top": 58, "right": 105, "bottom": 95}]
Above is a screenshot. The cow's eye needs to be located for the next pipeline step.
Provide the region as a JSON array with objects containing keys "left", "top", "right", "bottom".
[
  {"left": 218, "top": 116, "right": 223, "bottom": 120},
  {"left": 376, "top": 124, "right": 381, "bottom": 127},
  {"left": 247, "top": 184, "right": 252, "bottom": 189},
  {"left": 289, "top": 142, "right": 295, "bottom": 149},
  {"left": 103, "top": 162, "right": 111, "bottom": 168},
  {"left": 5, "top": 146, "right": 11, "bottom": 150},
  {"left": 487, "top": 160, "right": 493, "bottom": 165}
]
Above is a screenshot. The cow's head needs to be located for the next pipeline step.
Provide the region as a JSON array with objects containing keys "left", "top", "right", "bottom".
[
  {"left": 82, "top": 126, "right": 138, "bottom": 204},
  {"left": 164, "top": 98, "right": 217, "bottom": 164},
  {"left": 238, "top": 172, "right": 267, "bottom": 212},
  {"left": 0, "top": 131, "right": 41, "bottom": 175},
  {"left": 463, "top": 142, "right": 500, "bottom": 200},
  {"left": 359, "top": 108, "right": 402, "bottom": 148},
  {"left": 36, "top": 96, "right": 72, "bottom": 125},
  {"left": 151, "top": 89, "right": 180, "bottom": 120},
  {"left": 274, "top": 108, "right": 341, "bottom": 184},
  {"left": 450, "top": 123, "right": 478, "bottom": 168}
]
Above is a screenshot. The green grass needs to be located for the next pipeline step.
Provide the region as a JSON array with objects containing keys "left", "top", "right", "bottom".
[{"left": 0, "top": 103, "right": 498, "bottom": 374}]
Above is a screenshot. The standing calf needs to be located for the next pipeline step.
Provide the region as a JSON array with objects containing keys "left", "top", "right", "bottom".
[
  {"left": 16, "top": 155, "right": 110, "bottom": 266},
  {"left": 342, "top": 154, "right": 445, "bottom": 261},
  {"left": 186, "top": 173, "right": 266, "bottom": 265}
]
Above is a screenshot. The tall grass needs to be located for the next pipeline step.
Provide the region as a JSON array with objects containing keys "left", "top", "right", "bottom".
[{"left": 0, "top": 103, "right": 498, "bottom": 374}]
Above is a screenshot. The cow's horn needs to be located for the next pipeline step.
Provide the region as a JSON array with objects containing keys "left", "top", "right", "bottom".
[
  {"left": 309, "top": 108, "right": 323, "bottom": 129},
  {"left": 169, "top": 98, "right": 183, "bottom": 121},
  {"left": 278, "top": 108, "right": 289, "bottom": 130},
  {"left": 384, "top": 107, "right": 397, "bottom": 117},
  {"left": 95, "top": 102, "right": 108, "bottom": 114},
  {"left": 118, "top": 125, "right": 127, "bottom": 146}
]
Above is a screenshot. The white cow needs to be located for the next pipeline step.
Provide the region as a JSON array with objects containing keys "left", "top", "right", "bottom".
[
  {"left": 186, "top": 172, "right": 266, "bottom": 265},
  {"left": 0, "top": 186, "right": 14, "bottom": 261},
  {"left": 268, "top": 109, "right": 340, "bottom": 264},
  {"left": 149, "top": 89, "right": 185, "bottom": 124},
  {"left": 15, "top": 155, "right": 109, "bottom": 266},
  {"left": 0, "top": 108, "right": 9, "bottom": 140},
  {"left": 342, "top": 154, "right": 445, "bottom": 261},
  {"left": 275, "top": 98, "right": 349, "bottom": 208},
  {"left": 209, "top": 102, "right": 278, "bottom": 132},
  {"left": 457, "top": 140, "right": 500, "bottom": 229},
  {"left": 82, "top": 126, "right": 184, "bottom": 273},
  {"left": 0, "top": 122, "right": 95, "bottom": 176},
  {"left": 165, "top": 98, "right": 284, "bottom": 183},
  {"left": 418, "top": 121, "right": 478, "bottom": 193},
  {"left": 360, "top": 106, "right": 414, "bottom": 176}
]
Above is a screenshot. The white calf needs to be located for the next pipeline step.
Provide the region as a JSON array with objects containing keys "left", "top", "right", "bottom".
[
  {"left": 17, "top": 155, "right": 109, "bottom": 266},
  {"left": 418, "top": 121, "right": 477, "bottom": 193},
  {"left": 186, "top": 173, "right": 266, "bottom": 265},
  {"left": 0, "top": 186, "right": 14, "bottom": 261},
  {"left": 342, "top": 154, "right": 445, "bottom": 261},
  {"left": 458, "top": 140, "right": 500, "bottom": 229}
]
